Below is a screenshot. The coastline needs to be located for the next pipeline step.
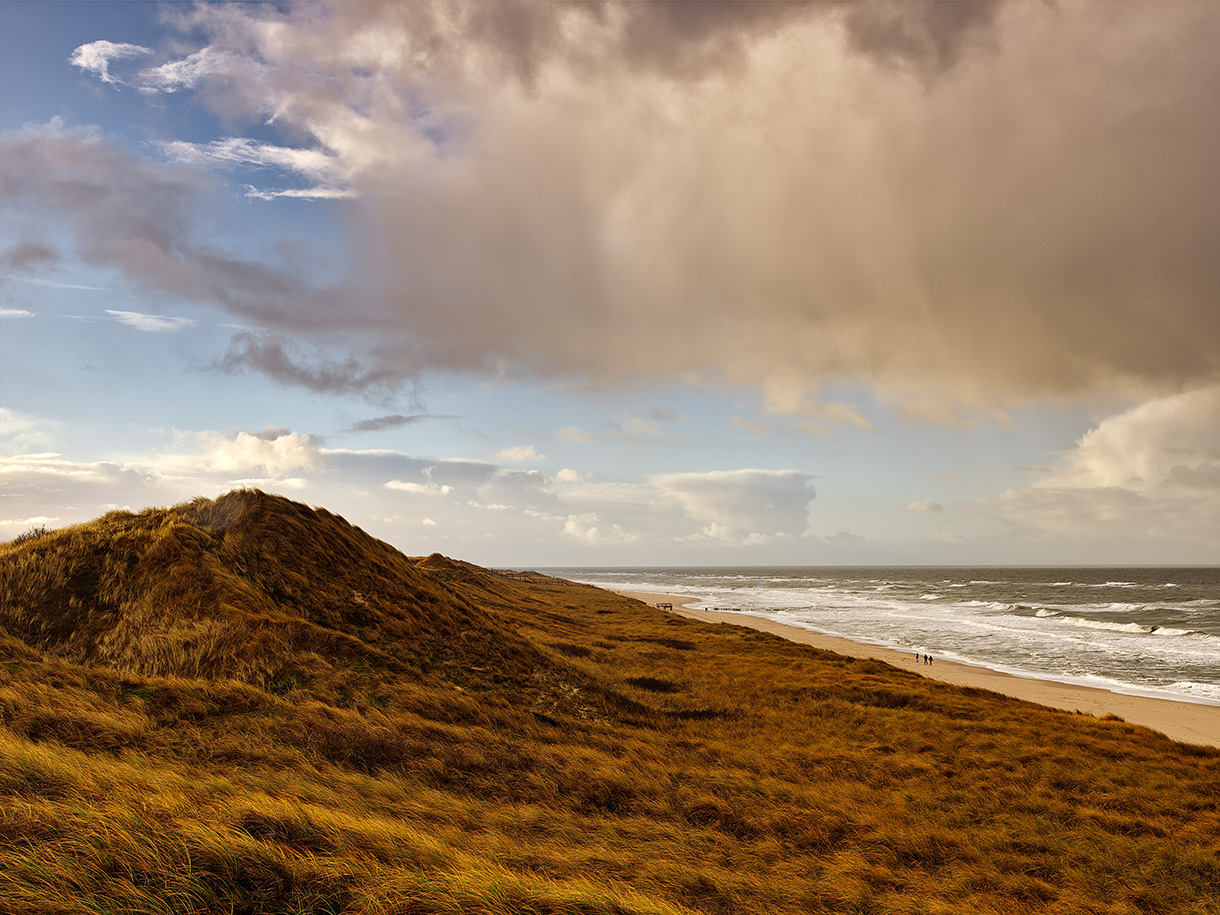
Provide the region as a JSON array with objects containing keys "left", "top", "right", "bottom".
[{"left": 613, "top": 589, "right": 1220, "bottom": 748}]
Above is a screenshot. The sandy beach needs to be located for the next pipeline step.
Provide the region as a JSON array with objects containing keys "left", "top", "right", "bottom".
[{"left": 614, "top": 589, "right": 1220, "bottom": 749}]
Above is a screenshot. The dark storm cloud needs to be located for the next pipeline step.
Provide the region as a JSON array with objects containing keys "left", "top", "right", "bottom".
[
  {"left": 328, "top": 0, "right": 1219, "bottom": 412},
  {"left": 325, "top": 1, "right": 996, "bottom": 86},
  {"left": 214, "top": 332, "right": 410, "bottom": 401},
  {"left": 1, "top": 241, "right": 59, "bottom": 273},
  {"left": 24, "top": 2, "right": 1220, "bottom": 412},
  {"left": 345, "top": 414, "right": 448, "bottom": 434},
  {"left": 841, "top": 1, "right": 999, "bottom": 77}
]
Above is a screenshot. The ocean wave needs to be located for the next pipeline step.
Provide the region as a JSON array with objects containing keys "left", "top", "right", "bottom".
[
  {"left": 919, "top": 593, "right": 942, "bottom": 601},
  {"left": 1062, "top": 616, "right": 1194, "bottom": 636},
  {"left": 1166, "top": 681, "right": 1220, "bottom": 701}
]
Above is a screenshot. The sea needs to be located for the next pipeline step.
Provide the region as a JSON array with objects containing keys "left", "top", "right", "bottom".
[{"left": 540, "top": 567, "right": 1220, "bottom": 706}]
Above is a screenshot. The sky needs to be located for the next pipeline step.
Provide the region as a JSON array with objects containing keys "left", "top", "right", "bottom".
[{"left": 1, "top": 1, "right": 1218, "bottom": 567}]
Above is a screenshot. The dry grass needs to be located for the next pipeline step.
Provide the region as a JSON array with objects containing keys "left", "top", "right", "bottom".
[{"left": 2, "top": 491, "right": 1218, "bottom": 914}]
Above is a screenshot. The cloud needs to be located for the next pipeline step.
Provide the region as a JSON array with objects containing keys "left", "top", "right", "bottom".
[
  {"left": 1, "top": 515, "right": 59, "bottom": 531},
  {"left": 137, "top": 46, "right": 234, "bottom": 93},
  {"left": 75, "top": 1, "right": 1208, "bottom": 414},
  {"left": 386, "top": 479, "right": 452, "bottom": 496},
  {"left": 2, "top": 414, "right": 824, "bottom": 559},
  {"left": 1, "top": 309, "right": 34, "bottom": 319},
  {"left": 651, "top": 469, "right": 816, "bottom": 542},
  {"left": 0, "top": 453, "right": 169, "bottom": 540},
  {"left": 2, "top": 241, "right": 58, "bottom": 273},
  {"left": 345, "top": 414, "right": 437, "bottom": 434},
  {"left": 562, "top": 513, "right": 636, "bottom": 546},
  {"left": 0, "top": 438, "right": 319, "bottom": 542},
  {"left": 23, "top": 5, "right": 1220, "bottom": 415},
  {"left": 554, "top": 411, "right": 682, "bottom": 445},
  {"left": 158, "top": 137, "right": 354, "bottom": 199},
  {"left": 494, "top": 444, "right": 545, "bottom": 464},
  {"left": 840, "top": 1, "right": 998, "bottom": 78},
  {"left": 907, "top": 501, "right": 944, "bottom": 513},
  {"left": 69, "top": 40, "right": 152, "bottom": 85},
  {"left": 613, "top": 410, "right": 683, "bottom": 444},
  {"left": 144, "top": 429, "right": 322, "bottom": 479},
  {"left": 8, "top": 277, "right": 103, "bottom": 292},
  {"left": 214, "top": 332, "right": 409, "bottom": 401},
  {"left": 0, "top": 120, "right": 363, "bottom": 340},
  {"left": 1, "top": 409, "right": 59, "bottom": 453},
  {"left": 106, "top": 310, "right": 196, "bottom": 333},
  {"left": 985, "top": 385, "right": 1220, "bottom": 549}
]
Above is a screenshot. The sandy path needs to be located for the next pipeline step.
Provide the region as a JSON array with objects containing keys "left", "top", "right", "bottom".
[{"left": 613, "top": 589, "right": 1220, "bottom": 748}]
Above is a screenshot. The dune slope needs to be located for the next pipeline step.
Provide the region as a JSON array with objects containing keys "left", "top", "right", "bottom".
[{"left": 1, "top": 491, "right": 1218, "bottom": 915}]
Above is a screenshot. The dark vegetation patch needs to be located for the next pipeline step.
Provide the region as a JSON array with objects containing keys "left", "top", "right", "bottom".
[
  {"left": 637, "top": 637, "right": 697, "bottom": 651},
  {"left": 625, "top": 676, "right": 681, "bottom": 693},
  {"left": 550, "top": 642, "right": 594, "bottom": 659}
]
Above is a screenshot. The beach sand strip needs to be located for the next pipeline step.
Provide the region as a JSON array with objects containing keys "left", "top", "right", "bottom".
[{"left": 613, "top": 589, "right": 1220, "bottom": 749}]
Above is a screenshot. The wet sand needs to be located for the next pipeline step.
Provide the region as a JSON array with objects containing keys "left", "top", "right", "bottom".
[{"left": 613, "top": 589, "right": 1220, "bottom": 748}]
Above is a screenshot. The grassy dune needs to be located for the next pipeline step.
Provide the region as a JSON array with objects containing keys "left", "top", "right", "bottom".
[{"left": 2, "top": 490, "right": 1218, "bottom": 914}]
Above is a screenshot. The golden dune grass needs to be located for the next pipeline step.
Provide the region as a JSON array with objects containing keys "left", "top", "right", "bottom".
[{"left": 2, "top": 491, "right": 1218, "bottom": 914}]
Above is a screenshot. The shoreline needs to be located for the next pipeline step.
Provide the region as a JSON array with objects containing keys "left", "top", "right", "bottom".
[{"left": 612, "top": 589, "right": 1220, "bottom": 748}]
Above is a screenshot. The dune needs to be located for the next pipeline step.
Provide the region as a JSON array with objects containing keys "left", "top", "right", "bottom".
[{"left": 2, "top": 491, "right": 1218, "bottom": 915}]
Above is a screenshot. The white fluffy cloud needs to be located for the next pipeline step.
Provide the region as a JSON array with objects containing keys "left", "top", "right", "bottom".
[
  {"left": 68, "top": 40, "right": 151, "bottom": 85},
  {"left": 987, "top": 385, "right": 1220, "bottom": 551},
  {"left": 385, "top": 479, "right": 453, "bottom": 496},
  {"left": 145, "top": 430, "right": 322, "bottom": 479}
]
